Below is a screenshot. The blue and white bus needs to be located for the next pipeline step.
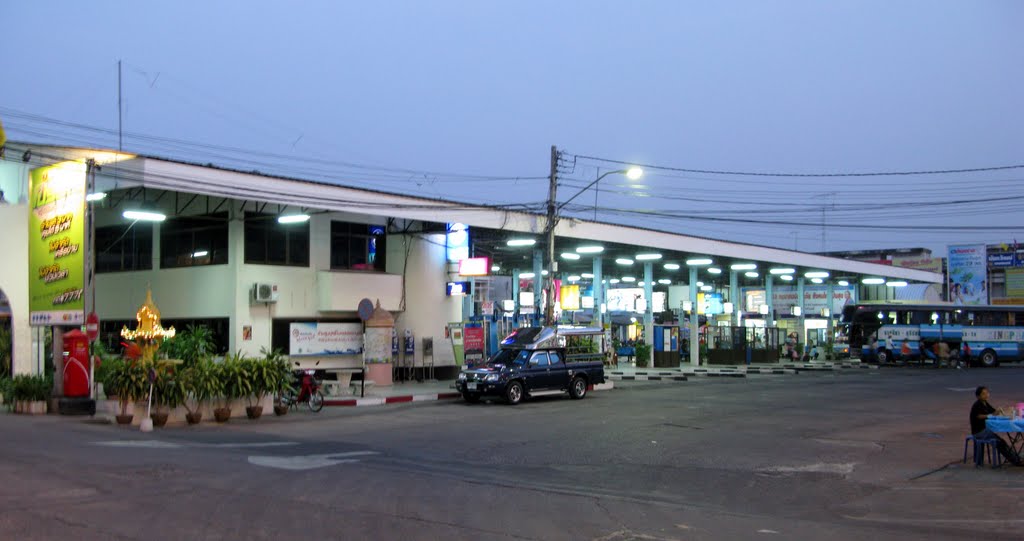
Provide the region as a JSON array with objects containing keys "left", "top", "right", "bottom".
[{"left": 839, "top": 302, "right": 1024, "bottom": 367}]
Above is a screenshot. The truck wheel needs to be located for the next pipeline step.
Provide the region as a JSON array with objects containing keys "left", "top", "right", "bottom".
[
  {"left": 980, "top": 349, "right": 999, "bottom": 368},
  {"left": 462, "top": 392, "right": 481, "bottom": 403},
  {"left": 876, "top": 349, "right": 890, "bottom": 364},
  {"left": 569, "top": 376, "right": 588, "bottom": 399},
  {"left": 505, "top": 381, "right": 524, "bottom": 405}
]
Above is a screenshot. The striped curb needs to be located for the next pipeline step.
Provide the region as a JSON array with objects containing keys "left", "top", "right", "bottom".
[{"left": 323, "top": 382, "right": 615, "bottom": 407}]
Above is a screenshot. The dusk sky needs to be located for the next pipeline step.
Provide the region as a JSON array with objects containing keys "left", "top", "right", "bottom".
[{"left": 4, "top": 1, "right": 1022, "bottom": 255}]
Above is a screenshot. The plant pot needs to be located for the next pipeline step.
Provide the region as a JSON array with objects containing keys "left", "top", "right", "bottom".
[
  {"left": 213, "top": 407, "right": 231, "bottom": 423},
  {"left": 273, "top": 404, "right": 289, "bottom": 416},
  {"left": 115, "top": 414, "right": 134, "bottom": 425},
  {"left": 185, "top": 412, "right": 203, "bottom": 425},
  {"left": 151, "top": 411, "right": 169, "bottom": 427},
  {"left": 245, "top": 405, "right": 264, "bottom": 420}
]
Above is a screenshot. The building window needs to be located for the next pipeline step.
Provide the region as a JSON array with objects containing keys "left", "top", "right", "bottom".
[
  {"left": 244, "top": 212, "right": 310, "bottom": 267},
  {"left": 330, "top": 221, "right": 386, "bottom": 271},
  {"left": 161, "top": 212, "right": 229, "bottom": 268},
  {"left": 96, "top": 223, "right": 153, "bottom": 273}
]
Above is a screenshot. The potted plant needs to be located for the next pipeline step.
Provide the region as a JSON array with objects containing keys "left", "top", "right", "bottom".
[
  {"left": 0, "top": 376, "right": 12, "bottom": 412},
  {"left": 112, "top": 361, "right": 147, "bottom": 424},
  {"left": 159, "top": 324, "right": 215, "bottom": 368},
  {"left": 214, "top": 353, "right": 251, "bottom": 423},
  {"left": 264, "top": 348, "right": 292, "bottom": 416},
  {"left": 11, "top": 373, "right": 51, "bottom": 414},
  {"left": 152, "top": 365, "right": 184, "bottom": 428},
  {"left": 243, "top": 355, "right": 275, "bottom": 420},
  {"left": 634, "top": 342, "right": 652, "bottom": 368},
  {"left": 181, "top": 358, "right": 216, "bottom": 425}
]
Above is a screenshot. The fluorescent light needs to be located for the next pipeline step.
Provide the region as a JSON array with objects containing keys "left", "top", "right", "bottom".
[
  {"left": 805, "top": 271, "right": 830, "bottom": 279},
  {"left": 491, "top": 265, "right": 501, "bottom": 272},
  {"left": 700, "top": 285, "right": 712, "bottom": 291},
  {"left": 575, "top": 245, "right": 604, "bottom": 254},
  {"left": 663, "top": 263, "right": 680, "bottom": 270},
  {"left": 862, "top": 278, "right": 885, "bottom": 285},
  {"left": 696, "top": 281, "right": 704, "bottom": 287},
  {"left": 561, "top": 253, "right": 581, "bottom": 260},
  {"left": 708, "top": 267, "right": 722, "bottom": 274},
  {"left": 616, "top": 258, "right": 634, "bottom": 265},
  {"left": 838, "top": 280, "right": 849, "bottom": 286},
  {"left": 519, "top": 272, "right": 535, "bottom": 279},
  {"left": 769, "top": 268, "right": 796, "bottom": 275},
  {"left": 86, "top": 192, "right": 107, "bottom": 202},
  {"left": 635, "top": 253, "right": 662, "bottom": 261},
  {"left": 567, "top": 275, "right": 581, "bottom": 282},
  {"left": 745, "top": 271, "right": 759, "bottom": 278},
  {"left": 581, "top": 273, "right": 594, "bottom": 278},
  {"left": 730, "top": 263, "right": 757, "bottom": 270},
  {"left": 638, "top": 281, "right": 646, "bottom": 287},
  {"left": 192, "top": 250, "right": 208, "bottom": 258},
  {"left": 626, "top": 167, "right": 643, "bottom": 180},
  {"left": 507, "top": 239, "right": 536, "bottom": 247},
  {"left": 780, "top": 275, "right": 794, "bottom": 281},
  {"left": 658, "top": 279, "right": 671, "bottom": 284},
  {"left": 811, "top": 278, "right": 824, "bottom": 284},
  {"left": 277, "top": 214, "right": 310, "bottom": 224},
  {"left": 123, "top": 210, "right": 166, "bottom": 222},
  {"left": 686, "top": 258, "right": 712, "bottom": 266},
  {"left": 541, "top": 270, "right": 549, "bottom": 275},
  {"left": 621, "top": 276, "right": 636, "bottom": 282},
  {"left": 886, "top": 280, "right": 908, "bottom": 287},
  {"left": 609, "top": 278, "right": 620, "bottom": 284}
]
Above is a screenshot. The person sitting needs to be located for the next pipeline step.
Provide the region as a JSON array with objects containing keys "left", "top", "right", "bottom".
[{"left": 970, "top": 386, "right": 1022, "bottom": 466}]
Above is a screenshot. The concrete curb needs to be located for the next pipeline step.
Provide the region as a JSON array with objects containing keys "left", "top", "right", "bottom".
[{"left": 323, "top": 381, "right": 616, "bottom": 407}]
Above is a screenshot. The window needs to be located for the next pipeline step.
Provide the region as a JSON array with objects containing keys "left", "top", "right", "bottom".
[
  {"left": 330, "top": 221, "right": 386, "bottom": 271},
  {"left": 161, "top": 212, "right": 228, "bottom": 268},
  {"left": 96, "top": 223, "right": 153, "bottom": 273},
  {"left": 244, "top": 213, "right": 309, "bottom": 267},
  {"left": 530, "top": 352, "right": 550, "bottom": 366}
]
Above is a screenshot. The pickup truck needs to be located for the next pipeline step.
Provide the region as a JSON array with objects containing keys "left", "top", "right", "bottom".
[{"left": 454, "top": 326, "right": 606, "bottom": 405}]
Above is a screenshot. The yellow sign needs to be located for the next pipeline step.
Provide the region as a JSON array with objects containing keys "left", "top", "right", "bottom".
[
  {"left": 0, "top": 117, "right": 6, "bottom": 147},
  {"left": 560, "top": 284, "right": 581, "bottom": 311}
]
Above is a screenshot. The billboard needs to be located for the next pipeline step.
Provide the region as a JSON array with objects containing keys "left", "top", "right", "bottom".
[
  {"left": 742, "top": 285, "right": 856, "bottom": 316},
  {"left": 29, "top": 161, "right": 86, "bottom": 326},
  {"left": 289, "top": 322, "right": 363, "bottom": 355},
  {"left": 947, "top": 244, "right": 987, "bottom": 305}
]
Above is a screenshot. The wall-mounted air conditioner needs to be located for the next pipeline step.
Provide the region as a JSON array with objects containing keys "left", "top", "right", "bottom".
[{"left": 253, "top": 282, "right": 279, "bottom": 303}]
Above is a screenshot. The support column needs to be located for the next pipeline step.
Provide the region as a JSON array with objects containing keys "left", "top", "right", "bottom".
[
  {"left": 512, "top": 268, "right": 521, "bottom": 328},
  {"left": 797, "top": 276, "right": 806, "bottom": 347},
  {"left": 729, "top": 270, "right": 740, "bottom": 326},
  {"left": 532, "top": 250, "right": 543, "bottom": 327},
  {"left": 826, "top": 281, "right": 835, "bottom": 352},
  {"left": 593, "top": 257, "right": 604, "bottom": 328},
  {"left": 765, "top": 275, "right": 774, "bottom": 327},
  {"left": 644, "top": 262, "right": 654, "bottom": 368},
  {"left": 689, "top": 266, "right": 699, "bottom": 366}
]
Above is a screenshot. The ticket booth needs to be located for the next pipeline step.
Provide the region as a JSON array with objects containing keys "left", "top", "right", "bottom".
[{"left": 653, "top": 325, "right": 680, "bottom": 367}]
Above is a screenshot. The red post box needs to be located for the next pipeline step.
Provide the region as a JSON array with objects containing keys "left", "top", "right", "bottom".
[{"left": 63, "top": 329, "right": 90, "bottom": 398}]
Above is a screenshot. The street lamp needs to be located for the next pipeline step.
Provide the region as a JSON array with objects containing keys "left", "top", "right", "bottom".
[{"left": 543, "top": 165, "right": 643, "bottom": 325}]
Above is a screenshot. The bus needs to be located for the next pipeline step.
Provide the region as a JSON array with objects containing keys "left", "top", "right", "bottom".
[{"left": 839, "top": 302, "right": 1024, "bottom": 367}]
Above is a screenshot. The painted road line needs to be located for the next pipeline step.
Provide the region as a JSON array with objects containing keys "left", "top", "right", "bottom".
[{"left": 247, "top": 451, "right": 380, "bottom": 471}]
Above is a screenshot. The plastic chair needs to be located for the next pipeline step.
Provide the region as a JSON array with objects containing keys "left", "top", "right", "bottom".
[{"left": 963, "top": 435, "right": 1002, "bottom": 467}]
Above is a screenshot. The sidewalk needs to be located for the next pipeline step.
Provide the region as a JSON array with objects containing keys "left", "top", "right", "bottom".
[
  {"left": 323, "top": 378, "right": 615, "bottom": 407},
  {"left": 607, "top": 360, "right": 877, "bottom": 381}
]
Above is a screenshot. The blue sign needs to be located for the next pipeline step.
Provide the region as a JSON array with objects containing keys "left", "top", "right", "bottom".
[{"left": 989, "top": 252, "right": 1022, "bottom": 268}]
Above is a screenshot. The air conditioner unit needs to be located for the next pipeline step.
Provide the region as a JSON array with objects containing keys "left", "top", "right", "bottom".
[{"left": 253, "top": 282, "right": 279, "bottom": 303}]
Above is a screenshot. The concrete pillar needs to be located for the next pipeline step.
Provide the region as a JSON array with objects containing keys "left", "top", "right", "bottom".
[
  {"left": 797, "top": 276, "right": 806, "bottom": 346},
  {"left": 729, "top": 270, "right": 740, "bottom": 326},
  {"left": 689, "top": 266, "right": 699, "bottom": 366},
  {"left": 827, "top": 280, "right": 835, "bottom": 351},
  {"left": 532, "top": 250, "right": 543, "bottom": 327},
  {"left": 765, "top": 275, "right": 774, "bottom": 327},
  {"left": 644, "top": 262, "right": 654, "bottom": 368},
  {"left": 512, "top": 268, "right": 521, "bottom": 327},
  {"left": 593, "top": 257, "right": 604, "bottom": 328}
]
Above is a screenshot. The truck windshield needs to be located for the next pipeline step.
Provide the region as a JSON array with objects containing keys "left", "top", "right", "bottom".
[{"left": 487, "top": 349, "right": 530, "bottom": 367}]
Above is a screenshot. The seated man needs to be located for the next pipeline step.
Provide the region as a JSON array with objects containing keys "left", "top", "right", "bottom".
[{"left": 970, "top": 386, "right": 1022, "bottom": 466}]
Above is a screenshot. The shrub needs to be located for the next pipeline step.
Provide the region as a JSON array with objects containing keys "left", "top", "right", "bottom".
[{"left": 11, "top": 373, "right": 52, "bottom": 402}]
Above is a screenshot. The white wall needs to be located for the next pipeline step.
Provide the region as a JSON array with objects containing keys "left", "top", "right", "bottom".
[
  {"left": 391, "top": 233, "right": 460, "bottom": 367},
  {"left": 0, "top": 203, "right": 32, "bottom": 374}
]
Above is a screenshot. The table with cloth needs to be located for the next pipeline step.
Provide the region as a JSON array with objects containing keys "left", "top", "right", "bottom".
[{"left": 985, "top": 416, "right": 1024, "bottom": 456}]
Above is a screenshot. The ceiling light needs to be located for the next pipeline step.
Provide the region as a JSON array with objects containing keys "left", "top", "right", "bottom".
[
  {"left": 658, "top": 279, "right": 671, "bottom": 284},
  {"left": 541, "top": 270, "right": 549, "bottom": 275},
  {"left": 519, "top": 272, "right": 535, "bottom": 279},
  {"left": 862, "top": 278, "right": 885, "bottom": 285},
  {"left": 491, "top": 265, "right": 501, "bottom": 272},
  {"left": 770, "top": 268, "right": 796, "bottom": 275},
  {"left": 780, "top": 275, "right": 794, "bottom": 281},
  {"left": 638, "top": 281, "right": 646, "bottom": 286},
  {"left": 86, "top": 192, "right": 107, "bottom": 202},
  {"left": 277, "top": 214, "right": 310, "bottom": 224},
  {"left": 886, "top": 280, "right": 908, "bottom": 287},
  {"left": 696, "top": 281, "right": 704, "bottom": 287},
  {"left": 635, "top": 253, "right": 662, "bottom": 261},
  {"left": 838, "top": 280, "right": 849, "bottom": 286},
  {"left": 568, "top": 275, "right": 581, "bottom": 282},
  {"left": 621, "top": 276, "right": 636, "bottom": 282},
  {"left": 616, "top": 258, "right": 634, "bottom": 265},
  {"left": 663, "top": 263, "right": 680, "bottom": 270},
  {"left": 708, "top": 267, "right": 722, "bottom": 274},
  {"left": 686, "top": 258, "right": 712, "bottom": 266},
  {"left": 561, "top": 252, "right": 581, "bottom": 260},
  {"left": 805, "top": 271, "right": 830, "bottom": 279},
  {"left": 575, "top": 245, "right": 604, "bottom": 254},
  {"left": 507, "top": 239, "right": 536, "bottom": 247},
  {"left": 811, "top": 278, "right": 824, "bottom": 284},
  {"left": 730, "top": 263, "right": 757, "bottom": 270},
  {"left": 700, "top": 285, "right": 713, "bottom": 291},
  {"left": 745, "top": 271, "right": 759, "bottom": 278},
  {"left": 192, "top": 250, "right": 208, "bottom": 258},
  {"left": 581, "top": 273, "right": 594, "bottom": 278},
  {"left": 609, "top": 278, "right": 621, "bottom": 284},
  {"left": 123, "top": 210, "right": 166, "bottom": 222}
]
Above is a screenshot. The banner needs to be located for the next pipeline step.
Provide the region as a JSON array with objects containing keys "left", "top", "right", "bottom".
[
  {"left": 463, "top": 325, "right": 485, "bottom": 367},
  {"left": 892, "top": 256, "right": 943, "bottom": 274},
  {"left": 289, "top": 322, "right": 363, "bottom": 355},
  {"left": 947, "top": 244, "right": 987, "bottom": 305},
  {"left": 742, "top": 285, "right": 856, "bottom": 316},
  {"left": 560, "top": 284, "right": 580, "bottom": 311},
  {"left": 29, "top": 161, "right": 86, "bottom": 326}
]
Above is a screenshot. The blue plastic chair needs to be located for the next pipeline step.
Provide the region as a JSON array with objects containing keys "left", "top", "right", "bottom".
[{"left": 963, "top": 435, "right": 1002, "bottom": 467}]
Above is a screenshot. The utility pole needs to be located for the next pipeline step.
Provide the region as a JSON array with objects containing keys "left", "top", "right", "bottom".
[{"left": 544, "top": 145, "right": 559, "bottom": 325}]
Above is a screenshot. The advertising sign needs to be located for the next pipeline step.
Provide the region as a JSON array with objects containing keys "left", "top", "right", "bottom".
[
  {"left": 445, "top": 223, "right": 469, "bottom": 262},
  {"left": 289, "top": 322, "right": 363, "bottom": 355},
  {"left": 463, "top": 325, "right": 486, "bottom": 367},
  {"left": 1005, "top": 268, "right": 1024, "bottom": 298},
  {"left": 560, "top": 284, "right": 581, "bottom": 311},
  {"left": 947, "top": 244, "right": 988, "bottom": 305},
  {"left": 458, "top": 257, "right": 489, "bottom": 276},
  {"left": 742, "top": 285, "right": 856, "bottom": 316},
  {"left": 988, "top": 252, "right": 1022, "bottom": 268},
  {"left": 29, "top": 161, "right": 87, "bottom": 326},
  {"left": 404, "top": 329, "right": 415, "bottom": 355},
  {"left": 892, "top": 256, "right": 944, "bottom": 274}
]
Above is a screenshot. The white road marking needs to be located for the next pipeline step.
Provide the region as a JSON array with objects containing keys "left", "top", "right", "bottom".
[
  {"left": 947, "top": 387, "right": 977, "bottom": 392},
  {"left": 93, "top": 440, "right": 183, "bottom": 448},
  {"left": 757, "top": 529, "right": 780, "bottom": 534},
  {"left": 247, "top": 451, "right": 380, "bottom": 470},
  {"left": 195, "top": 442, "right": 299, "bottom": 448},
  {"left": 763, "top": 462, "right": 857, "bottom": 474}
]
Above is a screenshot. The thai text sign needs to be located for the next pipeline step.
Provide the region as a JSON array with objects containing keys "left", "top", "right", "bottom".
[
  {"left": 743, "top": 285, "right": 856, "bottom": 315},
  {"left": 29, "top": 162, "right": 86, "bottom": 326},
  {"left": 947, "top": 244, "right": 987, "bottom": 305},
  {"left": 463, "top": 325, "right": 485, "bottom": 366},
  {"left": 289, "top": 322, "right": 363, "bottom": 355}
]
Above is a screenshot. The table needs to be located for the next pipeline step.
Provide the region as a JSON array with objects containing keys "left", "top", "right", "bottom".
[{"left": 985, "top": 417, "right": 1024, "bottom": 455}]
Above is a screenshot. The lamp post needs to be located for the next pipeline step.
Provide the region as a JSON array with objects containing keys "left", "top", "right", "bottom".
[{"left": 542, "top": 149, "right": 642, "bottom": 325}]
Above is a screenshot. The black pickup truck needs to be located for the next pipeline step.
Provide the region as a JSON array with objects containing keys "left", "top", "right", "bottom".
[{"left": 454, "top": 326, "right": 606, "bottom": 405}]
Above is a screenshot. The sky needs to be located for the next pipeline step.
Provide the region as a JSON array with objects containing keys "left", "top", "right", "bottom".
[{"left": 3, "top": 0, "right": 1022, "bottom": 255}]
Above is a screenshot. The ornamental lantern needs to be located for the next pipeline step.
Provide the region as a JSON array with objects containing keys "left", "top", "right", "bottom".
[{"left": 120, "top": 287, "right": 176, "bottom": 361}]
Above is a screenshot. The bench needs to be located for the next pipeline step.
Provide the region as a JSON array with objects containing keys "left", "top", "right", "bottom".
[
  {"left": 353, "top": 380, "right": 376, "bottom": 396},
  {"left": 321, "top": 381, "right": 353, "bottom": 397},
  {"left": 325, "top": 367, "right": 370, "bottom": 397}
]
